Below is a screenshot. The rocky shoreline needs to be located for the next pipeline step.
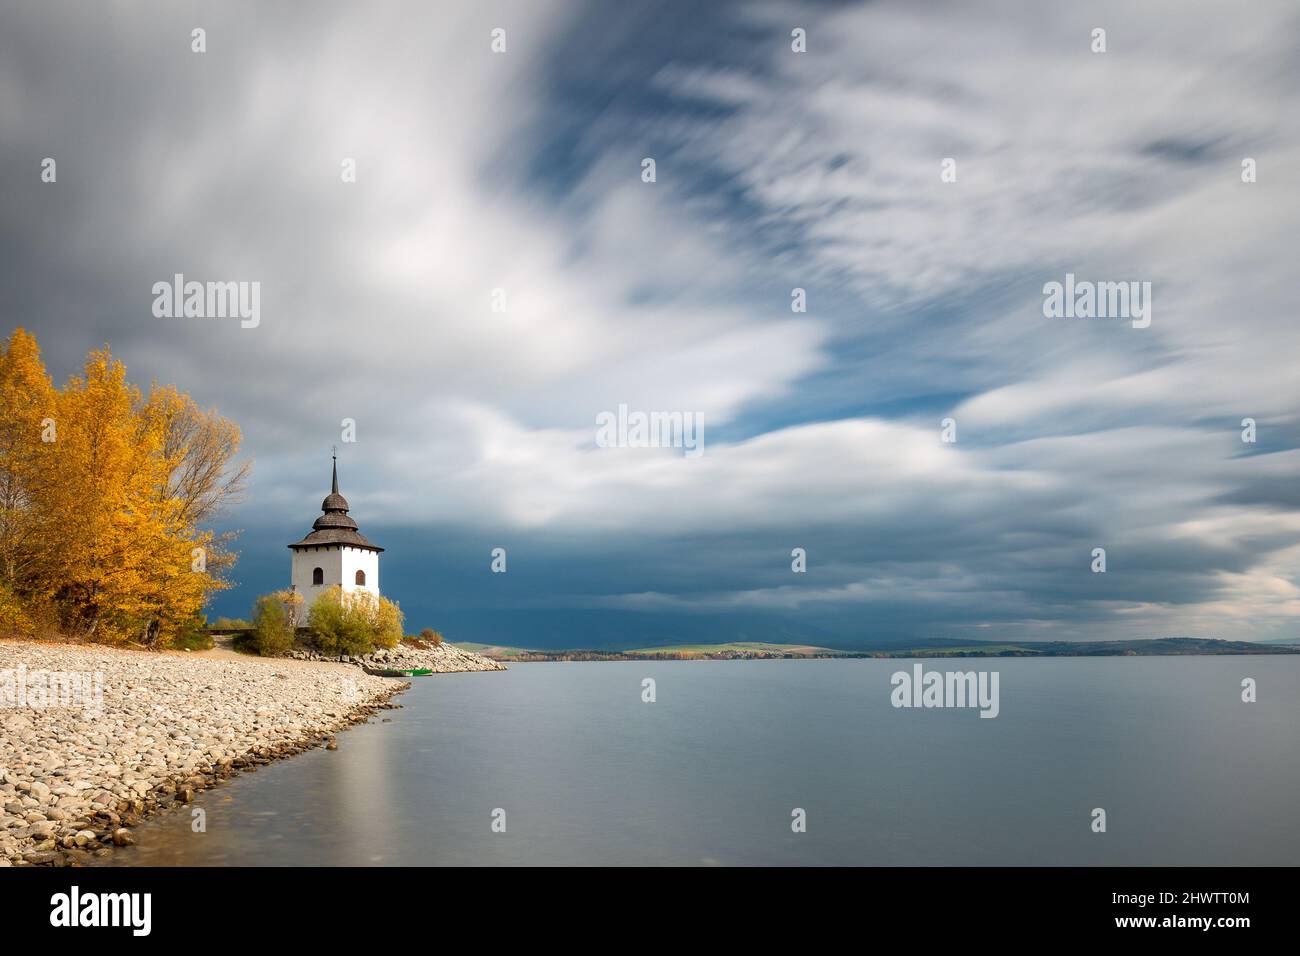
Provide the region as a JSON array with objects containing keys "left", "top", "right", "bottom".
[
  {"left": 284, "top": 638, "right": 508, "bottom": 674},
  {"left": 0, "top": 639, "right": 423, "bottom": 867}
]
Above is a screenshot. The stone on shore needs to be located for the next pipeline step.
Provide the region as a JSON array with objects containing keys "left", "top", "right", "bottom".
[
  {"left": 0, "top": 639, "right": 403, "bottom": 867},
  {"left": 284, "top": 639, "right": 507, "bottom": 674}
]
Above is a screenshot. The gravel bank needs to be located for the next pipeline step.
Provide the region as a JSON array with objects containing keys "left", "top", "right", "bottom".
[
  {"left": 0, "top": 639, "right": 406, "bottom": 867},
  {"left": 286, "top": 639, "right": 508, "bottom": 673}
]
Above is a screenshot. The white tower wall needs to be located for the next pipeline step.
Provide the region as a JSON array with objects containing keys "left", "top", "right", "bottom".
[
  {"left": 341, "top": 546, "right": 380, "bottom": 597},
  {"left": 291, "top": 544, "right": 380, "bottom": 609}
]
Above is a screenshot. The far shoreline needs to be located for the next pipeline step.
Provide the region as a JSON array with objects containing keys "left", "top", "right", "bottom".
[{"left": 464, "top": 636, "right": 1300, "bottom": 663}]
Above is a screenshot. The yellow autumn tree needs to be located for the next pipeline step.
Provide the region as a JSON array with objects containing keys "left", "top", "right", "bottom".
[
  {"left": 0, "top": 329, "right": 56, "bottom": 629},
  {"left": 0, "top": 329, "right": 248, "bottom": 646},
  {"left": 143, "top": 383, "right": 251, "bottom": 526},
  {"left": 141, "top": 383, "right": 250, "bottom": 590}
]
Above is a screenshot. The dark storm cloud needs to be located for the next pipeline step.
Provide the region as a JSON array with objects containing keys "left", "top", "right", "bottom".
[{"left": 3, "top": 0, "right": 1299, "bottom": 646}]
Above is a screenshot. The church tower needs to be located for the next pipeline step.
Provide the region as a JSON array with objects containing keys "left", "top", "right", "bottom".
[{"left": 288, "top": 454, "right": 383, "bottom": 607}]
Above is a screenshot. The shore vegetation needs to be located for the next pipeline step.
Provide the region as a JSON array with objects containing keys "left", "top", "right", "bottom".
[
  {"left": 306, "top": 585, "right": 403, "bottom": 657},
  {"left": 0, "top": 329, "right": 248, "bottom": 648}
]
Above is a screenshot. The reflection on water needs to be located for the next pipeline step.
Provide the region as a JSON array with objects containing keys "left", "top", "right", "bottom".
[{"left": 103, "top": 658, "right": 1300, "bottom": 866}]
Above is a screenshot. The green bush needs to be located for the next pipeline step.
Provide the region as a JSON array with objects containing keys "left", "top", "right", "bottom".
[
  {"left": 173, "top": 631, "right": 215, "bottom": 651},
  {"left": 250, "top": 591, "right": 299, "bottom": 656},
  {"left": 171, "top": 614, "right": 214, "bottom": 651},
  {"left": 210, "top": 616, "right": 251, "bottom": 630},
  {"left": 0, "top": 581, "right": 36, "bottom": 637},
  {"left": 308, "top": 586, "right": 404, "bottom": 656},
  {"left": 230, "top": 630, "right": 258, "bottom": 654}
]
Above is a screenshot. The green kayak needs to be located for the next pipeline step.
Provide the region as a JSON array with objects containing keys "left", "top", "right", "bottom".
[{"left": 375, "top": 667, "right": 434, "bottom": 677}]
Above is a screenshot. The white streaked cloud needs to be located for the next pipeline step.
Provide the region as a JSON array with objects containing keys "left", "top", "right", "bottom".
[{"left": 3, "top": 0, "right": 1299, "bottom": 643}]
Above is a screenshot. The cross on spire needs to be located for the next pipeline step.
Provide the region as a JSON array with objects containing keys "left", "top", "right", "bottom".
[{"left": 331, "top": 446, "right": 339, "bottom": 494}]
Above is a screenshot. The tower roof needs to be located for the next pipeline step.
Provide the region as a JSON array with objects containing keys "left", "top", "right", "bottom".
[
  {"left": 320, "top": 455, "right": 349, "bottom": 512},
  {"left": 288, "top": 455, "right": 383, "bottom": 552}
]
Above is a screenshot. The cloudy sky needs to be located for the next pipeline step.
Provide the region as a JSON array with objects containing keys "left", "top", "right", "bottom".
[{"left": 3, "top": 0, "right": 1299, "bottom": 649}]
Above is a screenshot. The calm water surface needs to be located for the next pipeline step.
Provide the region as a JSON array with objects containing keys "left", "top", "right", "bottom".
[{"left": 104, "top": 658, "right": 1300, "bottom": 865}]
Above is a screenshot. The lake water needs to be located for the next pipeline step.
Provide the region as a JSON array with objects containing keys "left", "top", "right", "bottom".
[{"left": 103, "top": 658, "right": 1300, "bottom": 866}]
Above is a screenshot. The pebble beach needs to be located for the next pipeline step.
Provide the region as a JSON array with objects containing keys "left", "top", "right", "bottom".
[{"left": 0, "top": 638, "right": 501, "bottom": 866}]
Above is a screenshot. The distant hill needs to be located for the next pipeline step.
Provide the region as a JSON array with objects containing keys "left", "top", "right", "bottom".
[
  {"left": 866, "top": 638, "right": 1299, "bottom": 658},
  {"left": 456, "top": 637, "right": 1298, "bottom": 661}
]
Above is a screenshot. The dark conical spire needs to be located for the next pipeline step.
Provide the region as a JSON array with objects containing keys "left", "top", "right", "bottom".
[{"left": 320, "top": 448, "right": 350, "bottom": 517}]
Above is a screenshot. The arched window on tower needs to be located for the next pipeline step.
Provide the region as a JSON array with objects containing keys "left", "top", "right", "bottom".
[
  {"left": 312, "top": 567, "right": 323, "bottom": 586},
  {"left": 355, "top": 570, "right": 366, "bottom": 586}
]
